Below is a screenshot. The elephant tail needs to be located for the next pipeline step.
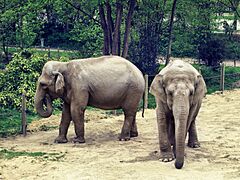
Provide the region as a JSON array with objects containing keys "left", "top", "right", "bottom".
[{"left": 142, "top": 92, "right": 145, "bottom": 118}]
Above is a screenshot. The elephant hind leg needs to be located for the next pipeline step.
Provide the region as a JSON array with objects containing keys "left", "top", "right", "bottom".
[
  {"left": 130, "top": 114, "right": 138, "bottom": 138},
  {"left": 119, "top": 110, "right": 137, "bottom": 141}
]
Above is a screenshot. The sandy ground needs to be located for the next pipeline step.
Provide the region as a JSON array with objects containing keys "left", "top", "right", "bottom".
[{"left": 1, "top": 90, "right": 240, "bottom": 180}]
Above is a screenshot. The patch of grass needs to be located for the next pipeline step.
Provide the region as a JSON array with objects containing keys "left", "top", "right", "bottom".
[
  {"left": 39, "top": 125, "right": 58, "bottom": 131},
  {"left": 0, "top": 108, "right": 38, "bottom": 137},
  {"left": 0, "top": 148, "right": 65, "bottom": 161}
]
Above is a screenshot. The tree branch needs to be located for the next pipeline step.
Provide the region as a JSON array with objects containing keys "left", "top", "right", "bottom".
[
  {"left": 112, "top": 0, "right": 123, "bottom": 55},
  {"left": 99, "top": 3, "right": 110, "bottom": 55},
  {"left": 64, "top": 0, "right": 101, "bottom": 25},
  {"left": 122, "top": 0, "right": 136, "bottom": 58}
]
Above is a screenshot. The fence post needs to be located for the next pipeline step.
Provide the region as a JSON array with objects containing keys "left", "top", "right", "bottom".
[
  {"left": 21, "top": 91, "right": 27, "bottom": 136},
  {"left": 48, "top": 46, "right": 50, "bottom": 58},
  {"left": 220, "top": 62, "right": 225, "bottom": 94},
  {"left": 57, "top": 47, "right": 60, "bottom": 60},
  {"left": 144, "top": 74, "right": 148, "bottom": 109}
]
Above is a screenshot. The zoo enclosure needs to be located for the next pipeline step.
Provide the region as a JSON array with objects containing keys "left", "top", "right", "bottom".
[{"left": 19, "top": 61, "right": 240, "bottom": 135}]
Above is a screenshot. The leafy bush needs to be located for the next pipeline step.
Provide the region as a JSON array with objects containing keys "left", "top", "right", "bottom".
[
  {"left": 198, "top": 37, "right": 225, "bottom": 67},
  {"left": 0, "top": 51, "right": 68, "bottom": 111},
  {"left": 224, "top": 39, "right": 240, "bottom": 60},
  {"left": 172, "top": 29, "right": 197, "bottom": 58}
]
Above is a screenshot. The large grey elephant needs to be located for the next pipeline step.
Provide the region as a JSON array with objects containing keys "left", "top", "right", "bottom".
[
  {"left": 150, "top": 60, "right": 207, "bottom": 169},
  {"left": 35, "top": 56, "right": 145, "bottom": 143}
]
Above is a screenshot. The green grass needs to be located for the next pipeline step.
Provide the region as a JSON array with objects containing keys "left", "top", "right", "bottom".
[
  {"left": 0, "top": 148, "right": 65, "bottom": 161},
  {"left": 0, "top": 108, "right": 38, "bottom": 137}
]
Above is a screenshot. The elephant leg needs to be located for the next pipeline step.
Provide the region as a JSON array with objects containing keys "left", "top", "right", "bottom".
[
  {"left": 156, "top": 105, "right": 174, "bottom": 162},
  {"left": 71, "top": 92, "right": 88, "bottom": 143},
  {"left": 119, "top": 110, "right": 135, "bottom": 141},
  {"left": 130, "top": 113, "right": 138, "bottom": 138},
  {"left": 167, "top": 114, "right": 175, "bottom": 146},
  {"left": 187, "top": 103, "right": 201, "bottom": 148},
  {"left": 54, "top": 102, "right": 71, "bottom": 143},
  {"left": 187, "top": 120, "right": 200, "bottom": 148}
]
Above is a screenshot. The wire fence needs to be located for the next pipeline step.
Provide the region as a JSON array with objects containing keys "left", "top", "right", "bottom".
[{"left": 143, "top": 62, "right": 240, "bottom": 108}]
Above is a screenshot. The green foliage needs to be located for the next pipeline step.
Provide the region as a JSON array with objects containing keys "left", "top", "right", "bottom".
[
  {"left": 0, "top": 148, "right": 65, "bottom": 161},
  {"left": 171, "top": 29, "right": 197, "bottom": 58},
  {"left": 69, "top": 22, "right": 103, "bottom": 58},
  {"left": 0, "top": 52, "right": 48, "bottom": 110},
  {"left": 0, "top": 51, "right": 69, "bottom": 110},
  {"left": 198, "top": 37, "right": 225, "bottom": 67}
]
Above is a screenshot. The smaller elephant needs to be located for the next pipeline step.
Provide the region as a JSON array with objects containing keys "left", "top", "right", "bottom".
[
  {"left": 150, "top": 60, "right": 207, "bottom": 169},
  {"left": 35, "top": 56, "right": 145, "bottom": 143}
]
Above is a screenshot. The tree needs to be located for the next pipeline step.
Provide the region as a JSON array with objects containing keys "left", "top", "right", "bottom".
[
  {"left": 165, "top": 0, "right": 178, "bottom": 66},
  {"left": 66, "top": 0, "right": 136, "bottom": 58},
  {"left": 129, "top": 0, "right": 167, "bottom": 75}
]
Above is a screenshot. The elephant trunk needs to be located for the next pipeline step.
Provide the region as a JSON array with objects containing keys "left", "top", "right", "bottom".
[
  {"left": 173, "top": 95, "right": 189, "bottom": 169},
  {"left": 34, "top": 83, "right": 53, "bottom": 118}
]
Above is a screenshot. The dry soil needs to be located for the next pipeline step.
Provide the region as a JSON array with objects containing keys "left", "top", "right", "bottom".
[{"left": 0, "top": 90, "right": 240, "bottom": 180}]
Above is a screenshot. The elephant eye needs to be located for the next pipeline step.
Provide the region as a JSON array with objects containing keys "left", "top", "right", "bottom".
[
  {"left": 168, "top": 90, "right": 173, "bottom": 96},
  {"left": 40, "top": 82, "right": 48, "bottom": 89},
  {"left": 189, "top": 90, "right": 194, "bottom": 96}
]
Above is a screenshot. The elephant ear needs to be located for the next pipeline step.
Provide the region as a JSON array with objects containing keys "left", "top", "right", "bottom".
[
  {"left": 193, "top": 75, "right": 207, "bottom": 104},
  {"left": 53, "top": 71, "right": 65, "bottom": 95},
  {"left": 149, "top": 74, "right": 167, "bottom": 103}
]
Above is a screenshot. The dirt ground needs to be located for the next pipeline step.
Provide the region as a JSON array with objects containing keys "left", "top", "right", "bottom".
[{"left": 1, "top": 90, "right": 240, "bottom": 180}]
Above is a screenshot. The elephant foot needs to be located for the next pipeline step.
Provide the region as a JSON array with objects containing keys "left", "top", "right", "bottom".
[
  {"left": 130, "top": 131, "right": 138, "bottom": 138},
  {"left": 159, "top": 151, "right": 175, "bottom": 162},
  {"left": 73, "top": 136, "right": 85, "bottom": 143},
  {"left": 188, "top": 141, "right": 200, "bottom": 148},
  {"left": 118, "top": 134, "right": 131, "bottom": 141},
  {"left": 54, "top": 136, "right": 68, "bottom": 143}
]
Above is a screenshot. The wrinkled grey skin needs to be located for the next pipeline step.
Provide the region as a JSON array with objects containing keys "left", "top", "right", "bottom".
[
  {"left": 35, "top": 56, "right": 145, "bottom": 144},
  {"left": 150, "top": 60, "right": 207, "bottom": 169}
]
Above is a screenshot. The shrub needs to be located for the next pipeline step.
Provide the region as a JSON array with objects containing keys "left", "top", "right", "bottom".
[
  {"left": 0, "top": 51, "right": 68, "bottom": 111},
  {"left": 198, "top": 37, "right": 225, "bottom": 67}
]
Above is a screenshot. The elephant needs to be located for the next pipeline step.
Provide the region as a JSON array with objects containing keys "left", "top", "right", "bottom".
[
  {"left": 34, "top": 55, "right": 145, "bottom": 143},
  {"left": 149, "top": 60, "right": 207, "bottom": 169}
]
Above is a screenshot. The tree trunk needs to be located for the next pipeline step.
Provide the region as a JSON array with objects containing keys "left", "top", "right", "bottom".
[
  {"left": 99, "top": 4, "right": 110, "bottom": 55},
  {"left": 122, "top": 0, "right": 136, "bottom": 58},
  {"left": 106, "top": 0, "right": 114, "bottom": 54},
  {"left": 165, "top": 0, "right": 178, "bottom": 66},
  {"left": 112, "top": 1, "right": 123, "bottom": 56}
]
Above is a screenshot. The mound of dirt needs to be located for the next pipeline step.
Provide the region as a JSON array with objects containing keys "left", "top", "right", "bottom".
[{"left": 1, "top": 90, "right": 240, "bottom": 179}]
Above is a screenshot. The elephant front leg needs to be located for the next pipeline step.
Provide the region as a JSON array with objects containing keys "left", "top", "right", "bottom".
[
  {"left": 187, "top": 120, "right": 200, "bottom": 148},
  {"left": 71, "top": 106, "right": 86, "bottom": 143},
  {"left": 187, "top": 104, "right": 201, "bottom": 148},
  {"left": 54, "top": 103, "right": 71, "bottom": 143},
  {"left": 156, "top": 107, "right": 174, "bottom": 162}
]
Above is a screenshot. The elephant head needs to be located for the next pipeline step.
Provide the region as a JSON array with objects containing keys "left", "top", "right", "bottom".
[
  {"left": 150, "top": 61, "right": 207, "bottom": 169},
  {"left": 35, "top": 61, "right": 66, "bottom": 118}
]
